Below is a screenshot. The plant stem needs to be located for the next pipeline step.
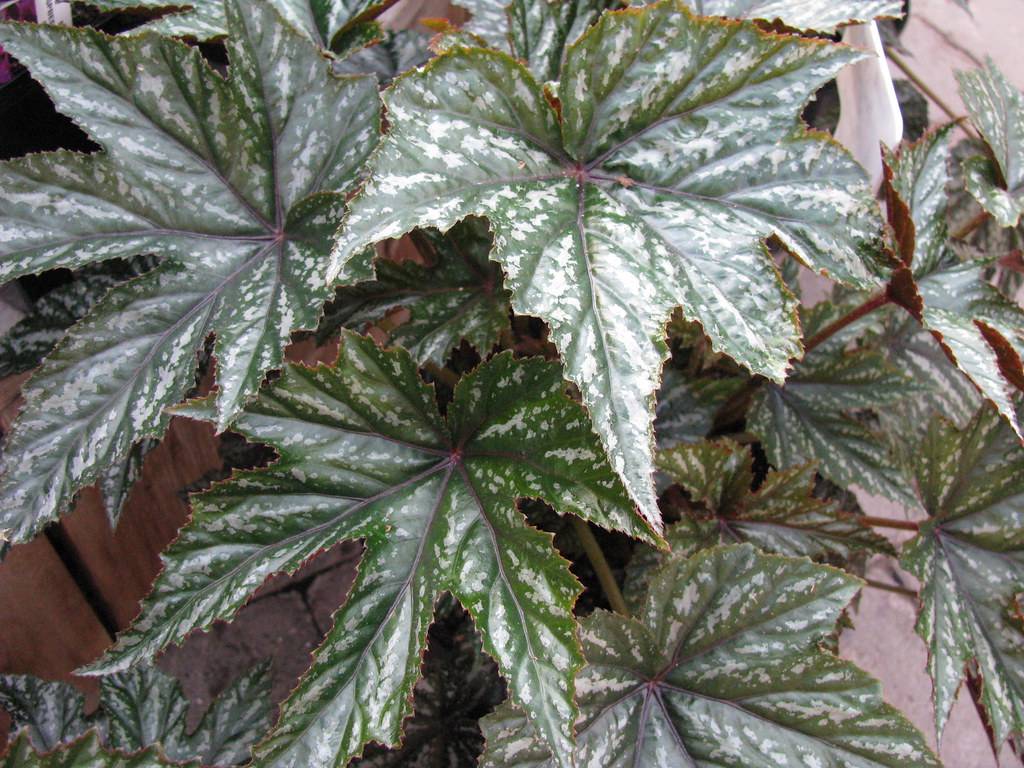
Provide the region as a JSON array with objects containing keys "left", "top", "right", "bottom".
[
  {"left": 886, "top": 48, "right": 968, "bottom": 128},
  {"left": 860, "top": 514, "right": 920, "bottom": 531},
  {"left": 802, "top": 292, "right": 890, "bottom": 354},
  {"left": 570, "top": 516, "right": 630, "bottom": 617},
  {"left": 422, "top": 361, "right": 460, "bottom": 388},
  {"left": 864, "top": 578, "right": 917, "bottom": 599},
  {"left": 951, "top": 209, "right": 990, "bottom": 240}
]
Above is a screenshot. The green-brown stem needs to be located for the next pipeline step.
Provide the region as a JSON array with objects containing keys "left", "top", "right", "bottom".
[
  {"left": 860, "top": 514, "right": 920, "bottom": 532},
  {"left": 570, "top": 516, "right": 630, "bottom": 617},
  {"left": 864, "top": 578, "right": 917, "bottom": 599},
  {"left": 951, "top": 209, "right": 991, "bottom": 241},
  {"left": 886, "top": 48, "right": 971, "bottom": 131}
]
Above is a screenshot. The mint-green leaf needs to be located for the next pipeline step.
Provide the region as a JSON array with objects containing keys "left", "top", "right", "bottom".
[
  {"left": 482, "top": 545, "right": 939, "bottom": 767},
  {"left": 657, "top": 439, "right": 892, "bottom": 559},
  {"left": 886, "top": 128, "right": 1024, "bottom": 438},
  {"left": 0, "top": 0, "right": 379, "bottom": 546},
  {"left": 80, "top": 0, "right": 392, "bottom": 50},
  {"left": 902, "top": 406, "right": 1024, "bottom": 746},
  {"left": 89, "top": 331, "right": 652, "bottom": 767},
  {"left": 957, "top": 59, "right": 1024, "bottom": 228},
  {"left": 750, "top": 347, "right": 917, "bottom": 504},
  {"left": 1, "top": 733, "right": 168, "bottom": 768},
  {"left": 331, "top": 1, "right": 885, "bottom": 532},
  {"left": 318, "top": 220, "right": 511, "bottom": 366}
]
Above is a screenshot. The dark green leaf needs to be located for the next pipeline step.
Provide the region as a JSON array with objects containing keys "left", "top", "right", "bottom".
[
  {"left": 902, "top": 406, "right": 1024, "bottom": 746},
  {"left": 89, "top": 331, "right": 653, "bottom": 767},
  {"left": 957, "top": 59, "right": 1024, "bottom": 228},
  {"left": 750, "top": 346, "right": 917, "bottom": 505},
  {"left": 317, "top": 220, "right": 510, "bottom": 366},
  {"left": 0, "top": 0, "right": 380, "bottom": 546},
  {"left": 657, "top": 438, "right": 892, "bottom": 559},
  {"left": 1, "top": 733, "right": 167, "bottom": 768},
  {"left": 0, "top": 678, "right": 89, "bottom": 753},
  {"left": 331, "top": 0, "right": 886, "bottom": 531},
  {"left": 482, "top": 545, "right": 939, "bottom": 767},
  {"left": 79, "top": 0, "right": 393, "bottom": 51}
]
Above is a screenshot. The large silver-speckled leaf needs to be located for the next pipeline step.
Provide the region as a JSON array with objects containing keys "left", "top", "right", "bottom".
[
  {"left": 957, "top": 60, "right": 1024, "bottom": 228},
  {"left": 88, "top": 331, "right": 653, "bottom": 767},
  {"left": 1, "top": 733, "right": 168, "bottom": 768},
  {"left": 330, "top": 0, "right": 886, "bottom": 533},
  {"left": 317, "top": 220, "right": 510, "bottom": 366},
  {"left": 0, "top": 0, "right": 379, "bottom": 546},
  {"left": 656, "top": 439, "right": 891, "bottom": 559},
  {"left": 481, "top": 544, "right": 939, "bottom": 768},
  {"left": 0, "top": 678, "right": 89, "bottom": 753},
  {"left": 80, "top": 0, "right": 393, "bottom": 50},
  {"left": 750, "top": 344, "right": 916, "bottom": 505},
  {"left": 102, "top": 664, "right": 272, "bottom": 766},
  {"left": 664, "top": 0, "right": 903, "bottom": 33},
  {"left": 885, "top": 128, "right": 1024, "bottom": 437},
  {"left": 901, "top": 406, "right": 1024, "bottom": 746}
]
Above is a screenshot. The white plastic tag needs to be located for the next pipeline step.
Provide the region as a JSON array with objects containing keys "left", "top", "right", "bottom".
[{"left": 33, "top": 0, "right": 71, "bottom": 24}]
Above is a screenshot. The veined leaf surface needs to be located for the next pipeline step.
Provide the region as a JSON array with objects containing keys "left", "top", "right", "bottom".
[
  {"left": 902, "top": 406, "right": 1024, "bottom": 746},
  {"left": 331, "top": 0, "right": 886, "bottom": 531},
  {"left": 89, "top": 331, "right": 652, "bottom": 767},
  {"left": 481, "top": 545, "right": 939, "bottom": 767},
  {"left": 0, "top": 0, "right": 379, "bottom": 545}
]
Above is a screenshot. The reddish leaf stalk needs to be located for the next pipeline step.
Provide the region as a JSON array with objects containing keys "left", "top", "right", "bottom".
[
  {"left": 802, "top": 292, "right": 891, "bottom": 354},
  {"left": 859, "top": 515, "right": 920, "bottom": 532}
]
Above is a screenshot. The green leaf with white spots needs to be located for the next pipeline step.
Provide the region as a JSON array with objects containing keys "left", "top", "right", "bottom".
[
  {"left": 885, "top": 128, "right": 1024, "bottom": 438},
  {"left": 0, "top": 678, "right": 90, "bottom": 753},
  {"left": 98, "top": 438, "right": 157, "bottom": 529},
  {"left": 656, "top": 439, "right": 892, "bottom": 559},
  {"left": 901, "top": 406, "right": 1024, "bottom": 748},
  {"left": 80, "top": 0, "right": 394, "bottom": 51},
  {"left": 654, "top": 0, "right": 904, "bottom": 33},
  {"left": 0, "top": 257, "right": 156, "bottom": 380},
  {"left": 957, "top": 59, "right": 1024, "bottom": 228},
  {"left": 317, "top": 220, "right": 511, "bottom": 366},
  {"left": 101, "top": 664, "right": 273, "bottom": 766},
  {"left": 87, "top": 331, "right": 653, "bottom": 768},
  {"left": 481, "top": 544, "right": 940, "bottom": 768},
  {"left": 749, "top": 346, "right": 917, "bottom": 505},
  {"left": 0, "top": 0, "right": 380, "bottom": 546},
  {"left": 1, "top": 665, "right": 271, "bottom": 766},
  {"left": 654, "top": 369, "right": 744, "bottom": 450},
  {"left": 330, "top": 0, "right": 887, "bottom": 534},
  {"left": 1, "top": 733, "right": 168, "bottom": 768}
]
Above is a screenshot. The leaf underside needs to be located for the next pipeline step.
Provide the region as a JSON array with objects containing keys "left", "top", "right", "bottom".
[
  {"left": 88, "top": 331, "right": 652, "bottom": 768},
  {"left": 481, "top": 545, "right": 939, "bottom": 768},
  {"left": 331, "top": 0, "right": 885, "bottom": 532},
  {"left": 0, "top": 0, "right": 380, "bottom": 545}
]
